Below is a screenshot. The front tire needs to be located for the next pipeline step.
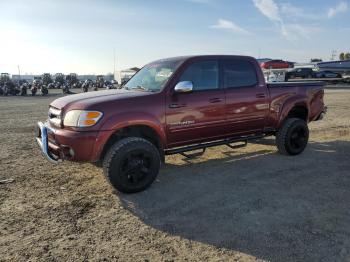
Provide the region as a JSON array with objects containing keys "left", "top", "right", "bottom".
[
  {"left": 103, "top": 137, "right": 161, "bottom": 193},
  {"left": 276, "top": 118, "right": 309, "bottom": 155}
]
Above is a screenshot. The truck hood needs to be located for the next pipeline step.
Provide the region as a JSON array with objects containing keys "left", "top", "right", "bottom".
[{"left": 50, "top": 89, "right": 151, "bottom": 110}]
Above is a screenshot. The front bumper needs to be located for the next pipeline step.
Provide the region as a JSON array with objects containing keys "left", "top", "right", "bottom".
[
  {"left": 36, "top": 121, "right": 102, "bottom": 163},
  {"left": 36, "top": 122, "right": 61, "bottom": 163}
]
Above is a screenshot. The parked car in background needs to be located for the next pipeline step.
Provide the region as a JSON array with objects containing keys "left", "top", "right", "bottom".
[
  {"left": 260, "top": 59, "right": 294, "bottom": 69},
  {"left": 104, "top": 80, "right": 114, "bottom": 89},
  {"left": 256, "top": 58, "right": 272, "bottom": 64},
  {"left": 314, "top": 70, "right": 342, "bottom": 78},
  {"left": 286, "top": 68, "right": 314, "bottom": 80},
  {"left": 111, "top": 79, "right": 118, "bottom": 88},
  {"left": 286, "top": 61, "right": 294, "bottom": 68},
  {"left": 266, "top": 71, "right": 286, "bottom": 82}
]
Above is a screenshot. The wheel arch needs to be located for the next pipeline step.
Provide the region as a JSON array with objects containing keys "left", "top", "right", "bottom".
[
  {"left": 278, "top": 101, "right": 309, "bottom": 129},
  {"left": 287, "top": 105, "right": 309, "bottom": 121},
  {"left": 98, "top": 124, "right": 165, "bottom": 164}
]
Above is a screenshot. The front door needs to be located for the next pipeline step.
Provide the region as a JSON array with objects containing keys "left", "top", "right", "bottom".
[{"left": 166, "top": 60, "right": 226, "bottom": 147}]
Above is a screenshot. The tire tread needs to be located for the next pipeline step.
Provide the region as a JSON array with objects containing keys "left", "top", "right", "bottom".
[{"left": 276, "top": 118, "right": 308, "bottom": 155}]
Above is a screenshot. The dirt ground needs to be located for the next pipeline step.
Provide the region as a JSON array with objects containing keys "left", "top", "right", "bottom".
[{"left": 1, "top": 87, "right": 350, "bottom": 262}]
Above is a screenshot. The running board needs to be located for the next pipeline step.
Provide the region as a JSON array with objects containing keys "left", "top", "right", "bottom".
[
  {"left": 180, "top": 148, "right": 206, "bottom": 159},
  {"left": 165, "top": 134, "right": 264, "bottom": 156},
  {"left": 226, "top": 141, "right": 247, "bottom": 149}
]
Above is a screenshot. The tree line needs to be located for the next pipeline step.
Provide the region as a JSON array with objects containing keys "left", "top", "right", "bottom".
[{"left": 339, "top": 52, "right": 350, "bottom": 60}]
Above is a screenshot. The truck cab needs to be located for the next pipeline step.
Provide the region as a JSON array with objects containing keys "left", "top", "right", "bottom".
[{"left": 163, "top": 56, "right": 269, "bottom": 146}]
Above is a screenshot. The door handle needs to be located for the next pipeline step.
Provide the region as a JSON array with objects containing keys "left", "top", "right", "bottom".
[
  {"left": 209, "top": 98, "right": 223, "bottom": 103},
  {"left": 256, "top": 93, "right": 266, "bottom": 98},
  {"left": 169, "top": 103, "right": 186, "bottom": 108}
]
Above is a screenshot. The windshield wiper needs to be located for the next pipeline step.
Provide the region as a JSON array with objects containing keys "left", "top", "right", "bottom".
[
  {"left": 131, "top": 85, "right": 155, "bottom": 92},
  {"left": 136, "top": 85, "right": 148, "bottom": 91}
]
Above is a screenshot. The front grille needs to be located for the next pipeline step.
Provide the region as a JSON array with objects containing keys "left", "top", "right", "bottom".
[{"left": 48, "top": 106, "right": 62, "bottom": 127}]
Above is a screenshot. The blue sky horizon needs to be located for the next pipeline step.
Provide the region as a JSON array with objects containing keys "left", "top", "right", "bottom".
[{"left": 0, "top": 0, "right": 349, "bottom": 74}]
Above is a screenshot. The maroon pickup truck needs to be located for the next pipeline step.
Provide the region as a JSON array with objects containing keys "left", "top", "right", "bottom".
[{"left": 36, "top": 55, "right": 326, "bottom": 193}]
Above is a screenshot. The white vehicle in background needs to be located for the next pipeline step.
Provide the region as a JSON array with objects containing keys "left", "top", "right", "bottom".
[{"left": 264, "top": 70, "right": 286, "bottom": 82}]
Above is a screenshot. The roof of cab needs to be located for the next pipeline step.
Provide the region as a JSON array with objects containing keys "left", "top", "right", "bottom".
[{"left": 151, "top": 55, "right": 256, "bottom": 64}]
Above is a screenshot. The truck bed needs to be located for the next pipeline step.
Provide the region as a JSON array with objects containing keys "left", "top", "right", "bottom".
[{"left": 266, "top": 81, "right": 325, "bottom": 126}]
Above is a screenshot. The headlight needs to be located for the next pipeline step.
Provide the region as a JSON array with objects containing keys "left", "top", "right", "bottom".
[{"left": 63, "top": 110, "right": 103, "bottom": 127}]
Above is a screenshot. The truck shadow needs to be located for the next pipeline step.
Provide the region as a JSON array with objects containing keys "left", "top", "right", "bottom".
[{"left": 119, "top": 140, "right": 350, "bottom": 262}]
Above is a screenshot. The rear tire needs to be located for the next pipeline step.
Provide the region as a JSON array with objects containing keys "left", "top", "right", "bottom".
[
  {"left": 103, "top": 137, "right": 161, "bottom": 193},
  {"left": 276, "top": 118, "right": 309, "bottom": 155}
]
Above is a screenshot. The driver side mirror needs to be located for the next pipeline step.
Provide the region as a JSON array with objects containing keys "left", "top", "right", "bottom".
[{"left": 174, "top": 81, "right": 193, "bottom": 93}]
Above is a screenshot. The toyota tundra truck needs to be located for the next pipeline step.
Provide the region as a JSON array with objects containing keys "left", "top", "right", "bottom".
[{"left": 36, "top": 55, "right": 326, "bottom": 193}]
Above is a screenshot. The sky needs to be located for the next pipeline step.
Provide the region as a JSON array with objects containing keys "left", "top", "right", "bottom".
[{"left": 0, "top": 0, "right": 349, "bottom": 74}]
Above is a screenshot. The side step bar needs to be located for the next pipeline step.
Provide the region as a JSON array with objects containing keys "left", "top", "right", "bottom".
[
  {"left": 180, "top": 148, "right": 206, "bottom": 159},
  {"left": 165, "top": 134, "right": 264, "bottom": 156}
]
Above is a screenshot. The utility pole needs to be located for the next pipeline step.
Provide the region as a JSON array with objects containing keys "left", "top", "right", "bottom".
[
  {"left": 18, "top": 65, "right": 21, "bottom": 79},
  {"left": 113, "top": 47, "right": 116, "bottom": 80},
  {"left": 330, "top": 50, "right": 337, "bottom": 61}
]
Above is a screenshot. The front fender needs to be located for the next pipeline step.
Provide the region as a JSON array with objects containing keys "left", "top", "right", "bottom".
[
  {"left": 102, "top": 112, "right": 166, "bottom": 142},
  {"left": 90, "top": 112, "right": 167, "bottom": 161}
]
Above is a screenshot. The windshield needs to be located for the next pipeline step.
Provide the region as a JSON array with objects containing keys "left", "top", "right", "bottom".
[{"left": 124, "top": 59, "right": 183, "bottom": 92}]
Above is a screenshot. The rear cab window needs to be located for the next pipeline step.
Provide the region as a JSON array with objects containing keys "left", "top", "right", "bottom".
[{"left": 223, "top": 59, "right": 258, "bottom": 88}]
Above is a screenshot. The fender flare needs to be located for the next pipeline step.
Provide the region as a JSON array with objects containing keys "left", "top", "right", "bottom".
[{"left": 277, "top": 97, "right": 309, "bottom": 128}]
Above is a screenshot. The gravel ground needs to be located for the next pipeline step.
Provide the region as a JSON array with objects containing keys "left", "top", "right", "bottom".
[{"left": 0, "top": 88, "right": 350, "bottom": 262}]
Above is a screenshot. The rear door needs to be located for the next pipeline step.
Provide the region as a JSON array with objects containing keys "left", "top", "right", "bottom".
[
  {"left": 166, "top": 59, "right": 226, "bottom": 146},
  {"left": 222, "top": 58, "right": 269, "bottom": 135}
]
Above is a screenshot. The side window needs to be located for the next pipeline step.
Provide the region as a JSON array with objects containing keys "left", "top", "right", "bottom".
[
  {"left": 179, "top": 60, "right": 219, "bottom": 91},
  {"left": 223, "top": 60, "right": 258, "bottom": 88}
]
